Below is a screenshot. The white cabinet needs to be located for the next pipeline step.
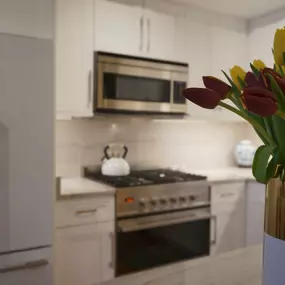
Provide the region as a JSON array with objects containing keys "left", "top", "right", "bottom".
[
  {"left": 211, "top": 182, "right": 246, "bottom": 255},
  {"left": 94, "top": 0, "right": 141, "bottom": 56},
  {"left": 246, "top": 181, "right": 266, "bottom": 246},
  {"left": 54, "top": 196, "right": 115, "bottom": 285},
  {"left": 0, "top": 0, "right": 53, "bottom": 38},
  {"left": 55, "top": 221, "right": 114, "bottom": 285},
  {"left": 94, "top": 0, "right": 180, "bottom": 61},
  {"left": 144, "top": 9, "right": 175, "bottom": 60},
  {"left": 55, "top": 0, "right": 94, "bottom": 117}
]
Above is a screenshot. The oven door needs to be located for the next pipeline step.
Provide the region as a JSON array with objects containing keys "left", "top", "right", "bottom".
[
  {"left": 96, "top": 57, "right": 187, "bottom": 114},
  {"left": 116, "top": 208, "right": 213, "bottom": 276}
]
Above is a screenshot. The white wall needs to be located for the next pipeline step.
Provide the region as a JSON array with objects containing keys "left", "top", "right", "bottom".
[
  {"left": 56, "top": 118, "right": 249, "bottom": 177},
  {"left": 248, "top": 8, "right": 285, "bottom": 66}
]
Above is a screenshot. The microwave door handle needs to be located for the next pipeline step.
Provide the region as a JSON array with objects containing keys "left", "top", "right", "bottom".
[{"left": 118, "top": 214, "right": 213, "bottom": 233}]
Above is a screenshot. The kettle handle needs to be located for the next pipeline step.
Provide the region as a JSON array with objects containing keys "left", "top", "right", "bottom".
[
  {"left": 104, "top": 146, "right": 111, "bottom": 159},
  {"left": 123, "top": 146, "right": 128, "bottom": 159}
]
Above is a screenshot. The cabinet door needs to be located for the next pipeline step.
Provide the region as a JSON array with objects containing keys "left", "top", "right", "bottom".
[
  {"left": 94, "top": 0, "right": 141, "bottom": 56},
  {"left": 246, "top": 182, "right": 266, "bottom": 246},
  {"left": 98, "top": 221, "right": 115, "bottom": 282},
  {"left": 211, "top": 201, "right": 246, "bottom": 255},
  {"left": 0, "top": 0, "right": 52, "bottom": 39},
  {"left": 56, "top": 0, "right": 94, "bottom": 117},
  {"left": 173, "top": 15, "right": 188, "bottom": 62},
  {"left": 145, "top": 10, "right": 175, "bottom": 60},
  {"left": 55, "top": 225, "right": 102, "bottom": 285}
]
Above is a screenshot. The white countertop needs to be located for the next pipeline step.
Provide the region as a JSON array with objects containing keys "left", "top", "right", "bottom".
[
  {"left": 57, "top": 167, "right": 256, "bottom": 198},
  {"left": 58, "top": 177, "right": 115, "bottom": 198},
  {"left": 101, "top": 245, "right": 262, "bottom": 285}
]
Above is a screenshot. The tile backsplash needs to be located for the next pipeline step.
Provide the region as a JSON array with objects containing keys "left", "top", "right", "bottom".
[{"left": 56, "top": 117, "right": 254, "bottom": 177}]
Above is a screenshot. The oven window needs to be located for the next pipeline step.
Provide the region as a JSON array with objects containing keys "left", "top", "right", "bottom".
[
  {"left": 173, "top": 81, "right": 186, "bottom": 104},
  {"left": 103, "top": 73, "right": 171, "bottom": 103},
  {"left": 116, "top": 219, "right": 210, "bottom": 276}
]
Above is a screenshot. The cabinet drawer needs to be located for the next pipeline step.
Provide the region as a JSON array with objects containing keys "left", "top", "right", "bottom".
[
  {"left": 55, "top": 196, "right": 114, "bottom": 228},
  {"left": 211, "top": 182, "right": 245, "bottom": 204}
]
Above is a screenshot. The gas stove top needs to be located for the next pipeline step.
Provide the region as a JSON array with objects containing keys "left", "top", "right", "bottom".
[{"left": 84, "top": 168, "right": 207, "bottom": 188}]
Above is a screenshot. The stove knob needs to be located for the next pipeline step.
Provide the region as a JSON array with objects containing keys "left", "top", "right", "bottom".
[
  {"left": 179, "top": 196, "right": 187, "bottom": 203},
  {"left": 139, "top": 198, "right": 147, "bottom": 207},
  {"left": 150, "top": 197, "right": 158, "bottom": 206},
  {"left": 170, "top": 197, "right": 177, "bottom": 204},
  {"left": 189, "top": 195, "right": 196, "bottom": 202},
  {"left": 160, "top": 197, "right": 167, "bottom": 205}
]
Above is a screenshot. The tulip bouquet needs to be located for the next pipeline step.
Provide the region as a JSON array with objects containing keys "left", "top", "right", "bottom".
[{"left": 182, "top": 27, "right": 285, "bottom": 184}]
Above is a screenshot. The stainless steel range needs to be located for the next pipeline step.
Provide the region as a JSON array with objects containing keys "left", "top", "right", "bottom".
[{"left": 85, "top": 168, "right": 213, "bottom": 276}]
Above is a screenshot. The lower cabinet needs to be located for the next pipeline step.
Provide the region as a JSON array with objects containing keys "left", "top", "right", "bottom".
[
  {"left": 246, "top": 181, "right": 266, "bottom": 246},
  {"left": 211, "top": 181, "right": 246, "bottom": 255},
  {"left": 54, "top": 221, "right": 114, "bottom": 285}
]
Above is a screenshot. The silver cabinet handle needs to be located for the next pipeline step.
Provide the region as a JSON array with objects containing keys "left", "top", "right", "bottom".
[
  {"left": 147, "top": 18, "right": 151, "bottom": 52},
  {"left": 108, "top": 232, "right": 115, "bottom": 269},
  {"left": 211, "top": 215, "right": 217, "bottom": 245},
  {"left": 139, "top": 17, "right": 144, "bottom": 51},
  {"left": 88, "top": 70, "right": 93, "bottom": 108},
  {"left": 75, "top": 208, "right": 97, "bottom": 216},
  {"left": 0, "top": 259, "right": 49, "bottom": 273}
]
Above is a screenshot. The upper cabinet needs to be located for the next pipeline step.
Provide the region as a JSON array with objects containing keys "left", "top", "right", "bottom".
[
  {"left": 55, "top": 0, "right": 94, "bottom": 118},
  {"left": 144, "top": 9, "right": 175, "bottom": 60},
  {"left": 94, "top": 0, "right": 182, "bottom": 62},
  {"left": 94, "top": 0, "right": 141, "bottom": 56},
  {"left": 0, "top": 0, "right": 53, "bottom": 38}
]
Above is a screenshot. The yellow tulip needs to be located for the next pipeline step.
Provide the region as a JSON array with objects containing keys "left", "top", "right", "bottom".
[
  {"left": 273, "top": 27, "right": 285, "bottom": 65},
  {"left": 230, "top": 65, "right": 246, "bottom": 89},
  {"left": 252, "top": 59, "right": 266, "bottom": 70}
]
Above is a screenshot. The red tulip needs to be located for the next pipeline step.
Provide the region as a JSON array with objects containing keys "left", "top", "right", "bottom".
[
  {"left": 202, "top": 76, "right": 230, "bottom": 99},
  {"left": 262, "top": 68, "right": 283, "bottom": 90},
  {"left": 182, "top": 88, "right": 221, "bottom": 109},
  {"left": 242, "top": 87, "right": 278, "bottom": 117},
  {"left": 244, "top": 72, "right": 263, "bottom": 88}
]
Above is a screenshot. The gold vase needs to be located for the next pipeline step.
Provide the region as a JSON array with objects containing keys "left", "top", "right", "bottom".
[
  {"left": 264, "top": 178, "right": 285, "bottom": 240},
  {"left": 263, "top": 178, "right": 285, "bottom": 285}
]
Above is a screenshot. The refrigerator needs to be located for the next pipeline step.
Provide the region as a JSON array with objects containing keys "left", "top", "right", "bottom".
[{"left": 0, "top": 34, "right": 54, "bottom": 284}]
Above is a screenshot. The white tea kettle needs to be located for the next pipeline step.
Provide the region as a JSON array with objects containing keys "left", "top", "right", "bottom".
[{"left": 101, "top": 144, "right": 130, "bottom": 176}]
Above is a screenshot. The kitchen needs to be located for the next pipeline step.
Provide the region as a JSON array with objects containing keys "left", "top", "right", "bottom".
[{"left": 0, "top": 0, "right": 285, "bottom": 284}]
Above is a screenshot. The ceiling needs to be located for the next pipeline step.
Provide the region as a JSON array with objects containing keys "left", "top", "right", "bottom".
[{"left": 166, "top": 0, "right": 285, "bottom": 19}]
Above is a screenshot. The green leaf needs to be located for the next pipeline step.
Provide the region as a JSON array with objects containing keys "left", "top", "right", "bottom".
[
  {"left": 252, "top": 145, "right": 276, "bottom": 183},
  {"left": 237, "top": 76, "right": 246, "bottom": 89},
  {"left": 267, "top": 74, "right": 285, "bottom": 111},
  {"left": 250, "top": 63, "right": 260, "bottom": 78},
  {"left": 266, "top": 149, "right": 280, "bottom": 180},
  {"left": 264, "top": 117, "right": 278, "bottom": 144},
  {"left": 272, "top": 115, "right": 285, "bottom": 163},
  {"left": 221, "top": 70, "right": 240, "bottom": 95},
  {"left": 278, "top": 65, "right": 285, "bottom": 77}
]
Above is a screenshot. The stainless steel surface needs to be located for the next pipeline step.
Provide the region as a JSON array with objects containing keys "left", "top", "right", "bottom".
[
  {"left": 108, "top": 232, "right": 115, "bottom": 269},
  {"left": 116, "top": 180, "right": 209, "bottom": 218},
  {"left": 88, "top": 70, "right": 93, "bottom": 108},
  {"left": 95, "top": 53, "right": 188, "bottom": 114},
  {"left": 147, "top": 18, "right": 151, "bottom": 52},
  {"left": 117, "top": 208, "right": 212, "bottom": 232},
  {"left": 0, "top": 259, "right": 49, "bottom": 273},
  {"left": 97, "top": 98, "right": 187, "bottom": 114},
  {"left": 211, "top": 215, "right": 217, "bottom": 245},
  {"left": 139, "top": 16, "right": 144, "bottom": 51},
  {"left": 97, "top": 54, "right": 188, "bottom": 73}
]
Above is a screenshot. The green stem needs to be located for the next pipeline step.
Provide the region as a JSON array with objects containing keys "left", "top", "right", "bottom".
[
  {"left": 219, "top": 101, "right": 275, "bottom": 145},
  {"left": 276, "top": 110, "right": 285, "bottom": 120}
]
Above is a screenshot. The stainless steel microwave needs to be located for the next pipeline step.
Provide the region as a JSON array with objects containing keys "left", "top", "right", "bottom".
[{"left": 94, "top": 52, "right": 188, "bottom": 114}]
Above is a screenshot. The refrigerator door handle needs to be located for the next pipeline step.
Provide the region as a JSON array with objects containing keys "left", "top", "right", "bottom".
[{"left": 0, "top": 259, "right": 49, "bottom": 273}]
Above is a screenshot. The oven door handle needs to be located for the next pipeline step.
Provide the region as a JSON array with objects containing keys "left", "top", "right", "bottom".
[{"left": 118, "top": 213, "right": 214, "bottom": 233}]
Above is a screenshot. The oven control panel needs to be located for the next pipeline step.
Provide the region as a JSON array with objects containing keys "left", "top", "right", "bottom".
[{"left": 116, "top": 181, "right": 210, "bottom": 218}]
